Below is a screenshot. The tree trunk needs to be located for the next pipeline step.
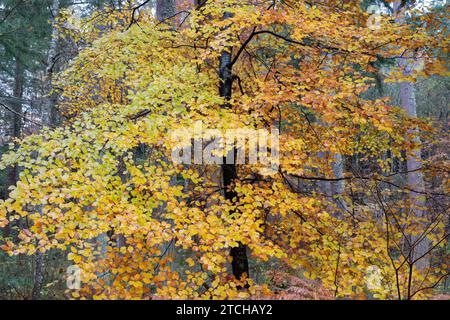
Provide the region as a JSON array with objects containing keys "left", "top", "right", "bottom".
[
  {"left": 44, "top": 0, "right": 60, "bottom": 127},
  {"left": 399, "top": 79, "right": 429, "bottom": 271},
  {"left": 317, "top": 54, "right": 346, "bottom": 218},
  {"left": 394, "top": 1, "right": 429, "bottom": 271},
  {"left": 12, "top": 58, "right": 23, "bottom": 138},
  {"left": 218, "top": 11, "right": 249, "bottom": 283},
  {"left": 31, "top": 249, "right": 44, "bottom": 300},
  {"left": 3, "top": 57, "right": 23, "bottom": 239},
  {"left": 331, "top": 153, "right": 346, "bottom": 217},
  {"left": 156, "top": 0, "right": 176, "bottom": 21},
  {"left": 31, "top": 1, "right": 61, "bottom": 300}
]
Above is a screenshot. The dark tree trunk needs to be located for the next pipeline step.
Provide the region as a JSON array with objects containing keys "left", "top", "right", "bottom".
[
  {"left": 218, "top": 11, "right": 249, "bottom": 283},
  {"left": 31, "top": 1, "right": 62, "bottom": 300},
  {"left": 3, "top": 57, "right": 23, "bottom": 239},
  {"left": 31, "top": 250, "right": 44, "bottom": 299},
  {"left": 12, "top": 58, "right": 23, "bottom": 138}
]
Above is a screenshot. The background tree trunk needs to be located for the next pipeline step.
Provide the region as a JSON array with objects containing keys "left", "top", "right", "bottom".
[
  {"left": 3, "top": 57, "right": 23, "bottom": 239},
  {"left": 31, "top": 249, "right": 44, "bottom": 300},
  {"left": 156, "top": 0, "right": 176, "bottom": 22},
  {"left": 394, "top": 1, "right": 430, "bottom": 271},
  {"left": 31, "top": 0, "right": 62, "bottom": 300},
  {"left": 44, "top": 0, "right": 60, "bottom": 127}
]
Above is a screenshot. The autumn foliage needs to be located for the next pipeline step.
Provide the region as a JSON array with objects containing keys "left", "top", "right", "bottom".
[{"left": 0, "top": 0, "right": 448, "bottom": 299}]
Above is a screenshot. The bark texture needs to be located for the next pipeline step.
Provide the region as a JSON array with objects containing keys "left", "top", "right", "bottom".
[
  {"left": 218, "top": 11, "right": 249, "bottom": 283},
  {"left": 394, "top": 1, "right": 430, "bottom": 271},
  {"left": 31, "top": 1, "right": 61, "bottom": 299},
  {"left": 44, "top": 0, "right": 60, "bottom": 127},
  {"left": 156, "top": 0, "right": 176, "bottom": 21},
  {"left": 3, "top": 57, "right": 23, "bottom": 239}
]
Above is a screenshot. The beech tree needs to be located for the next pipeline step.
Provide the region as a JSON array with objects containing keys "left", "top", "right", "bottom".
[{"left": 0, "top": 0, "right": 448, "bottom": 299}]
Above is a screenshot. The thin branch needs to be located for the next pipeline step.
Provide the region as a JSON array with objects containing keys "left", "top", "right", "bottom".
[
  {"left": 127, "top": 0, "right": 152, "bottom": 29},
  {"left": 0, "top": 102, "right": 54, "bottom": 129},
  {"left": 409, "top": 271, "right": 450, "bottom": 299},
  {"left": 0, "top": 1, "right": 23, "bottom": 25}
]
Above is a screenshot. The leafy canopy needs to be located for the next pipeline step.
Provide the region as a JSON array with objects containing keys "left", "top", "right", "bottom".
[{"left": 0, "top": 0, "right": 448, "bottom": 299}]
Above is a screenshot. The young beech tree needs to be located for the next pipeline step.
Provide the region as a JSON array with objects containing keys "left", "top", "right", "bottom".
[{"left": 0, "top": 0, "right": 448, "bottom": 299}]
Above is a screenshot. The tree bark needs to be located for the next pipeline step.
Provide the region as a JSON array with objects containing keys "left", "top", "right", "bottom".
[
  {"left": 3, "top": 57, "right": 23, "bottom": 239},
  {"left": 44, "top": 0, "right": 60, "bottom": 127},
  {"left": 31, "top": 248, "right": 44, "bottom": 300},
  {"left": 218, "top": 11, "right": 249, "bottom": 283},
  {"left": 394, "top": 1, "right": 429, "bottom": 271},
  {"left": 12, "top": 58, "right": 23, "bottom": 138},
  {"left": 31, "top": 0, "right": 61, "bottom": 300},
  {"left": 156, "top": 0, "right": 176, "bottom": 21}
]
